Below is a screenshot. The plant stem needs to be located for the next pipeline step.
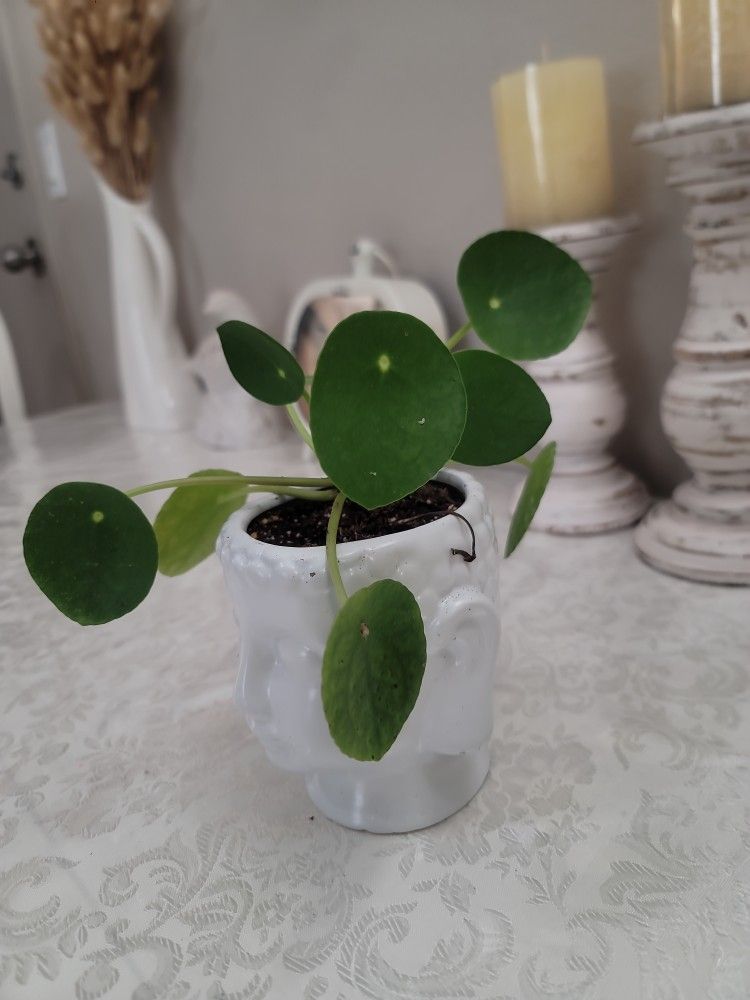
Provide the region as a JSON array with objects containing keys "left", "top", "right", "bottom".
[
  {"left": 515, "top": 456, "right": 533, "bottom": 470},
  {"left": 326, "top": 491, "right": 348, "bottom": 607},
  {"left": 285, "top": 403, "right": 314, "bottom": 450},
  {"left": 126, "top": 474, "right": 333, "bottom": 498},
  {"left": 302, "top": 386, "right": 311, "bottom": 405},
  {"left": 446, "top": 321, "right": 472, "bottom": 351}
]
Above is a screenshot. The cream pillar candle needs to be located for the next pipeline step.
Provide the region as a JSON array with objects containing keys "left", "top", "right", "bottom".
[
  {"left": 491, "top": 58, "right": 614, "bottom": 229},
  {"left": 662, "top": 0, "right": 750, "bottom": 114}
]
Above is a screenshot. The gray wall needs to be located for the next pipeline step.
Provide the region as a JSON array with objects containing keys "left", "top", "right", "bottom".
[{"left": 7, "top": 0, "right": 690, "bottom": 491}]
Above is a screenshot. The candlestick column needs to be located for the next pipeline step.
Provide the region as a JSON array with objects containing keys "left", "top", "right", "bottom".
[
  {"left": 633, "top": 104, "right": 750, "bottom": 584},
  {"left": 513, "top": 216, "right": 650, "bottom": 535}
]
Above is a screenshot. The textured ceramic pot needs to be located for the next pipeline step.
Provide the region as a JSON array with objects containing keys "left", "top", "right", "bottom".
[{"left": 217, "top": 470, "right": 499, "bottom": 833}]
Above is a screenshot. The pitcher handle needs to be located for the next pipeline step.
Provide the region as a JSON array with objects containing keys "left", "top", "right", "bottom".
[{"left": 133, "top": 208, "right": 178, "bottom": 346}]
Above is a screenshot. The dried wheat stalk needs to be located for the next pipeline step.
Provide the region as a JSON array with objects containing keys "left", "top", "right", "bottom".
[{"left": 31, "top": 0, "right": 171, "bottom": 201}]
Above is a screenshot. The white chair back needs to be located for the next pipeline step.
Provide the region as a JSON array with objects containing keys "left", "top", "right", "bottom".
[{"left": 0, "top": 308, "right": 26, "bottom": 427}]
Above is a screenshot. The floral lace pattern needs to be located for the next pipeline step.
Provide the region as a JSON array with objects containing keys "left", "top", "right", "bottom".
[{"left": 1, "top": 408, "right": 749, "bottom": 999}]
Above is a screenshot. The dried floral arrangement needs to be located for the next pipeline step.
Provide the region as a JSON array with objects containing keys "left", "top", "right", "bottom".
[{"left": 31, "top": 0, "right": 171, "bottom": 201}]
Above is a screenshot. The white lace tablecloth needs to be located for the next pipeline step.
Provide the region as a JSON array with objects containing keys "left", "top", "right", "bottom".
[{"left": 1, "top": 404, "right": 749, "bottom": 1000}]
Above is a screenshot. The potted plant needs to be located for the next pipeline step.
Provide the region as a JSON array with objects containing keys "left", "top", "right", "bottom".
[{"left": 22, "top": 231, "right": 590, "bottom": 833}]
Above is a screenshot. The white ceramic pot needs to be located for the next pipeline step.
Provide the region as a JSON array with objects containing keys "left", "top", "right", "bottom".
[
  {"left": 98, "top": 180, "right": 197, "bottom": 432},
  {"left": 217, "top": 470, "right": 499, "bottom": 833}
]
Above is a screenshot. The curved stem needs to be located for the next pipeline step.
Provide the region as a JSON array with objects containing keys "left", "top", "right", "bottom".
[
  {"left": 285, "top": 403, "right": 314, "bottom": 450},
  {"left": 446, "top": 321, "right": 472, "bottom": 351},
  {"left": 326, "top": 491, "right": 348, "bottom": 607},
  {"left": 515, "top": 456, "right": 533, "bottom": 470},
  {"left": 126, "top": 474, "right": 332, "bottom": 498},
  {"left": 449, "top": 511, "right": 477, "bottom": 563}
]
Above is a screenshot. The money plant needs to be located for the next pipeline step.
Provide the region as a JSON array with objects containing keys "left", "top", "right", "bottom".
[{"left": 23, "top": 231, "right": 590, "bottom": 762}]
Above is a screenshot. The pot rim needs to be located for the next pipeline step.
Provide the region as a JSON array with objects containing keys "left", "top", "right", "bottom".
[{"left": 221, "top": 467, "right": 484, "bottom": 561}]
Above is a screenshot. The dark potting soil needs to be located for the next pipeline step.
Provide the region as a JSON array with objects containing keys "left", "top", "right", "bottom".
[{"left": 247, "top": 480, "right": 465, "bottom": 547}]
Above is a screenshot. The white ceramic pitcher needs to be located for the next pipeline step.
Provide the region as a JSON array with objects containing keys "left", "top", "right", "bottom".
[{"left": 98, "top": 180, "right": 197, "bottom": 432}]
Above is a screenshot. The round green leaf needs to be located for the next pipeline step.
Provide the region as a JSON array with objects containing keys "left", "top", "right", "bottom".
[
  {"left": 452, "top": 350, "right": 551, "bottom": 466},
  {"left": 505, "top": 442, "right": 556, "bottom": 557},
  {"left": 23, "top": 482, "right": 158, "bottom": 625},
  {"left": 322, "top": 579, "right": 427, "bottom": 761},
  {"left": 310, "top": 311, "right": 466, "bottom": 509},
  {"left": 217, "top": 320, "right": 304, "bottom": 404},
  {"left": 458, "top": 231, "right": 591, "bottom": 361},
  {"left": 154, "top": 470, "right": 248, "bottom": 576}
]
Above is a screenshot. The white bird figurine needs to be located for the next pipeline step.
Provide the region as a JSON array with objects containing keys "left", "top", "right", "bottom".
[{"left": 190, "top": 289, "right": 286, "bottom": 451}]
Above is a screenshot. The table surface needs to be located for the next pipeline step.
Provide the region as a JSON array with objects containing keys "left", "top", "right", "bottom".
[{"left": 1, "top": 404, "right": 749, "bottom": 1000}]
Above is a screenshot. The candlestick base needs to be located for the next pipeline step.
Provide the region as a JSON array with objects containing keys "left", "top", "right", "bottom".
[
  {"left": 635, "top": 482, "right": 750, "bottom": 585},
  {"left": 516, "top": 216, "right": 649, "bottom": 536},
  {"left": 516, "top": 460, "right": 649, "bottom": 536},
  {"left": 634, "top": 103, "right": 750, "bottom": 586}
]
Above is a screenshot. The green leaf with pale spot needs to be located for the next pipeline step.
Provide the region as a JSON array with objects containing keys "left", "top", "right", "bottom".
[
  {"left": 154, "top": 470, "right": 248, "bottom": 576},
  {"left": 452, "top": 350, "right": 551, "bottom": 465},
  {"left": 310, "top": 311, "right": 466, "bottom": 509},
  {"left": 322, "top": 579, "right": 426, "bottom": 761},
  {"left": 458, "top": 231, "right": 591, "bottom": 360},
  {"left": 218, "top": 320, "right": 304, "bottom": 404},
  {"left": 505, "top": 442, "right": 556, "bottom": 557},
  {"left": 23, "top": 482, "right": 158, "bottom": 625}
]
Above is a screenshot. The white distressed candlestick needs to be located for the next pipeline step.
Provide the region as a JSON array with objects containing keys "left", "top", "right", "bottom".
[
  {"left": 633, "top": 104, "right": 750, "bottom": 585},
  {"left": 512, "top": 215, "right": 650, "bottom": 534}
]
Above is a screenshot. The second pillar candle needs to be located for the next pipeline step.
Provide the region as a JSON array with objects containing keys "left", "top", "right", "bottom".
[{"left": 491, "top": 57, "right": 614, "bottom": 229}]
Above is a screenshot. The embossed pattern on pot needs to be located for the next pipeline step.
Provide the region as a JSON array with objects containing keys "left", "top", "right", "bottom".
[{"left": 218, "top": 469, "right": 500, "bottom": 833}]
